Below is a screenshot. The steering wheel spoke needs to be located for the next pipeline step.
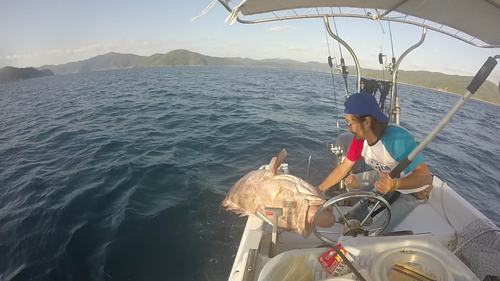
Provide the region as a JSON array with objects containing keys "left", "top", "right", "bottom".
[
  {"left": 312, "top": 191, "right": 392, "bottom": 244},
  {"left": 333, "top": 203, "right": 349, "bottom": 224},
  {"left": 361, "top": 201, "right": 380, "bottom": 226},
  {"left": 368, "top": 226, "right": 384, "bottom": 236},
  {"left": 317, "top": 230, "right": 345, "bottom": 235}
]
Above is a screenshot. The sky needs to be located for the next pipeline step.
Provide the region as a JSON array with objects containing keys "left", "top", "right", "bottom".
[{"left": 1, "top": 0, "right": 499, "bottom": 83}]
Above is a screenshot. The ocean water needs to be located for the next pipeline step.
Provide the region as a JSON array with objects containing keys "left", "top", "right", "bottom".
[{"left": 0, "top": 66, "right": 499, "bottom": 281}]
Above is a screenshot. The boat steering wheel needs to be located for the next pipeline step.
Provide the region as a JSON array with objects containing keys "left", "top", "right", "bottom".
[{"left": 312, "top": 191, "right": 392, "bottom": 244}]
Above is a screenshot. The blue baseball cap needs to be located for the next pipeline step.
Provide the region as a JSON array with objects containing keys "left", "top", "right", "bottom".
[{"left": 344, "top": 92, "right": 389, "bottom": 123}]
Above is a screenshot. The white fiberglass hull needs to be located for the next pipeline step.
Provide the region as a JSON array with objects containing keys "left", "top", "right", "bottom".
[{"left": 227, "top": 175, "right": 500, "bottom": 281}]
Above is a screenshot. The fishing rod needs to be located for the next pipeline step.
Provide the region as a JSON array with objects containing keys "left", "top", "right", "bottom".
[
  {"left": 378, "top": 22, "right": 396, "bottom": 79},
  {"left": 332, "top": 17, "right": 350, "bottom": 98},
  {"left": 323, "top": 16, "right": 338, "bottom": 116},
  {"left": 387, "top": 21, "right": 396, "bottom": 74}
]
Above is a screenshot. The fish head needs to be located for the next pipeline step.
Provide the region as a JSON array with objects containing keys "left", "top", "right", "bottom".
[{"left": 221, "top": 169, "right": 269, "bottom": 215}]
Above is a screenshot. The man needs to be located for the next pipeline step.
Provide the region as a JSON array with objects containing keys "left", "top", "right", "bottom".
[{"left": 318, "top": 92, "right": 433, "bottom": 233}]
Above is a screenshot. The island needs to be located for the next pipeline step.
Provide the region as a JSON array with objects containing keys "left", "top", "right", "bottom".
[{"left": 0, "top": 66, "right": 54, "bottom": 84}]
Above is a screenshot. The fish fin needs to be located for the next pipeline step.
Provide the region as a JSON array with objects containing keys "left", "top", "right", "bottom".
[
  {"left": 221, "top": 199, "right": 249, "bottom": 215},
  {"left": 268, "top": 149, "right": 287, "bottom": 176}
]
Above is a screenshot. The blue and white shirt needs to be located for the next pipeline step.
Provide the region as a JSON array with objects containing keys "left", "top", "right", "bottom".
[{"left": 346, "top": 124, "right": 427, "bottom": 194}]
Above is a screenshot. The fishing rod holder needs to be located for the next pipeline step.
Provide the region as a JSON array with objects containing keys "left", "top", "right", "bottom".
[
  {"left": 325, "top": 142, "right": 349, "bottom": 194},
  {"left": 327, "top": 142, "right": 343, "bottom": 156},
  {"left": 323, "top": 16, "right": 362, "bottom": 93}
]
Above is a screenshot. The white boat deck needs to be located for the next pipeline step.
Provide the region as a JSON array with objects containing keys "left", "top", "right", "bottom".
[{"left": 228, "top": 175, "right": 500, "bottom": 281}]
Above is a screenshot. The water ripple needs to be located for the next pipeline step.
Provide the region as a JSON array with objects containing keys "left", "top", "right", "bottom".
[{"left": 0, "top": 67, "right": 499, "bottom": 280}]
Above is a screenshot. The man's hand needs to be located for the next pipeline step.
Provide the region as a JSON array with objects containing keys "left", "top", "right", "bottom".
[
  {"left": 374, "top": 173, "right": 397, "bottom": 195},
  {"left": 318, "top": 158, "right": 355, "bottom": 192}
]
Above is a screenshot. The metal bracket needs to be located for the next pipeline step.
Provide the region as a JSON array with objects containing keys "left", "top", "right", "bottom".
[
  {"left": 265, "top": 207, "right": 283, "bottom": 257},
  {"left": 242, "top": 249, "right": 258, "bottom": 281}
]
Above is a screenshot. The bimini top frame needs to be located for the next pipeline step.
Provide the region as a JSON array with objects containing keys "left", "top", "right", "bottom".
[{"left": 219, "top": 0, "right": 500, "bottom": 48}]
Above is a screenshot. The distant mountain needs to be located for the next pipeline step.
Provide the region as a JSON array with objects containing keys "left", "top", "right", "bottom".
[
  {"left": 0, "top": 66, "right": 54, "bottom": 84},
  {"left": 39, "top": 50, "right": 242, "bottom": 74},
  {"left": 356, "top": 68, "right": 500, "bottom": 105},
  {"left": 36, "top": 49, "right": 499, "bottom": 104},
  {"left": 39, "top": 52, "right": 145, "bottom": 75},
  {"left": 136, "top": 49, "right": 242, "bottom": 67},
  {"left": 229, "top": 57, "right": 329, "bottom": 72}
]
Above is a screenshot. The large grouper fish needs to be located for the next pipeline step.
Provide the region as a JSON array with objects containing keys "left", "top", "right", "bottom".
[{"left": 222, "top": 149, "right": 335, "bottom": 238}]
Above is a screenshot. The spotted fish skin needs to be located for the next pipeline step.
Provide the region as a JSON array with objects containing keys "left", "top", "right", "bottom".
[{"left": 222, "top": 149, "right": 326, "bottom": 238}]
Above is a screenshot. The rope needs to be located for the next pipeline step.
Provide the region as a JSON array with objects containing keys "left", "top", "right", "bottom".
[
  {"left": 191, "top": 0, "right": 218, "bottom": 22},
  {"left": 226, "top": 0, "right": 249, "bottom": 25},
  {"left": 453, "top": 229, "right": 500, "bottom": 255}
]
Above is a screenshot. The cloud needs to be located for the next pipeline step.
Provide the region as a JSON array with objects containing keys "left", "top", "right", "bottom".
[
  {"left": 34, "top": 51, "right": 43, "bottom": 57},
  {"left": 228, "top": 40, "right": 242, "bottom": 46},
  {"left": 5, "top": 55, "right": 21, "bottom": 60},
  {"left": 433, "top": 49, "right": 438, "bottom": 53},
  {"left": 60, "top": 43, "right": 108, "bottom": 54},
  {"left": 270, "top": 42, "right": 307, "bottom": 52},
  {"left": 72, "top": 44, "right": 102, "bottom": 53},
  {"left": 288, "top": 47, "right": 308, "bottom": 51},
  {"left": 267, "top": 25, "right": 295, "bottom": 32},
  {"left": 202, "top": 36, "right": 214, "bottom": 40}
]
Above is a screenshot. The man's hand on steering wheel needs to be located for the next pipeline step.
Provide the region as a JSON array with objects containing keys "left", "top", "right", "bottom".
[{"left": 374, "top": 173, "right": 398, "bottom": 195}]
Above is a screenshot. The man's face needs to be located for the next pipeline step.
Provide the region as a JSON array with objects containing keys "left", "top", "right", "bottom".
[{"left": 346, "top": 114, "right": 368, "bottom": 140}]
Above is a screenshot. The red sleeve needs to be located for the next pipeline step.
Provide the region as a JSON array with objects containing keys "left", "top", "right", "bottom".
[{"left": 346, "top": 137, "right": 363, "bottom": 162}]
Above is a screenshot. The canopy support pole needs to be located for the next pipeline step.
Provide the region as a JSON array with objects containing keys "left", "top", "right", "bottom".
[
  {"left": 389, "top": 27, "right": 427, "bottom": 124},
  {"left": 324, "top": 16, "right": 362, "bottom": 93}
]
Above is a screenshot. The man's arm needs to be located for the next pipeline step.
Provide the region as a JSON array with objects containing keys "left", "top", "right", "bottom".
[
  {"left": 375, "top": 162, "right": 432, "bottom": 194},
  {"left": 318, "top": 158, "right": 355, "bottom": 191}
]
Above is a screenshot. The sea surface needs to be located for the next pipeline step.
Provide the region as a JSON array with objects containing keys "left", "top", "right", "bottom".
[{"left": 1, "top": 66, "right": 499, "bottom": 281}]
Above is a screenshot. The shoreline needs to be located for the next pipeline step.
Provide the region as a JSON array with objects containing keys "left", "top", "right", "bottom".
[
  {"left": 3, "top": 64, "right": 498, "bottom": 106},
  {"left": 393, "top": 80, "right": 499, "bottom": 106}
]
